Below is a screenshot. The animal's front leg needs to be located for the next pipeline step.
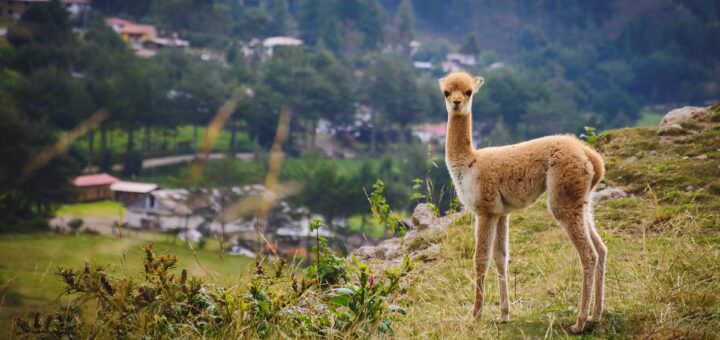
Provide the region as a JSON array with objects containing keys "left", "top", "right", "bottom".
[{"left": 473, "top": 213, "right": 498, "bottom": 319}]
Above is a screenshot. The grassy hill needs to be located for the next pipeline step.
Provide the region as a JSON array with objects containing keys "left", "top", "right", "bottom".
[{"left": 390, "top": 104, "right": 720, "bottom": 338}]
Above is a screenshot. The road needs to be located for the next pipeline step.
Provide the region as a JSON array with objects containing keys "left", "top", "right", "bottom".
[{"left": 84, "top": 152, "right": 254, "bottom": 173}]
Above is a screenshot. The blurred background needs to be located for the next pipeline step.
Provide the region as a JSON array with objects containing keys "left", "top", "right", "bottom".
[{"left": 0, "top": 0, "right": 719, "bottom": 332}]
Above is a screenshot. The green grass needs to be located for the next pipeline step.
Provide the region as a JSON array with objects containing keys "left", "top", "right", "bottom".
[
  {"left": 0, "top": 232, "right": 253, "bottom": 337},
  {"left": 56, "top": 200, "right": 126, "bottom": 218},
  {"left": 346, "top": 215, "right": 385, "bottom": 238},
  {"left": 72, "top": 125, "right": 251, "bottom": 159},
  {"left": 635, "top": 111, "right": 664, "bottom": 127}
]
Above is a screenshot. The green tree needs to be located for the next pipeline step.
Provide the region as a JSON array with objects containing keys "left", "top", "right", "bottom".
[
  {"left": 460, "top": 33, "right": 480, "bottom": 56},
  {"left": 395, "top": 0, "right": 415, "bottom": 55}
]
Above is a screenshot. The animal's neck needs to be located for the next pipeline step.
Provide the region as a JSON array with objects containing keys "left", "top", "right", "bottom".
[{"left": 446, "top": 111, "right": 474, "bottom": 161}]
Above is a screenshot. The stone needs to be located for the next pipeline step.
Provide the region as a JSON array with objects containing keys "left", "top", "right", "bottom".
[
  {"left": 658, "top": 106, "right": 710, "bottom": 133},
  {"left": 593, "top": 187, "right": 627, "bottom": 202},
  {"left": 411, "top": 203, "right": 437, "bottom": 229},
  {"left": 696, "top": 154, "right": 708, "bottom": 160},
  {"left": 624, "top": 156, "right": 638, "bottom": 164}
]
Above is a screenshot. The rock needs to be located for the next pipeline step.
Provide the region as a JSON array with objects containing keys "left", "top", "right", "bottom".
[
  {"left": 624, "top": 156, "right": 639, "bottom": 164},
  {"left": 593, "top": 187, "right": 627, "bottom": 202},
  {"left": 696, "top": 154, "right": 708, "bottom": 160},
  {"left": 649, "top": 150, "right": 657, "bottom": 156},
  {"left": 658, "top": 106, "right": 710, "bottom": 133},
  {"left": 411, "top": 203, "right": 437, "bottom": 229}
]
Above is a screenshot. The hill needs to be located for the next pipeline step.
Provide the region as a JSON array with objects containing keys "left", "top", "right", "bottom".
[{"left": 364, "top": 104, "right": 720, "bottom": 338}]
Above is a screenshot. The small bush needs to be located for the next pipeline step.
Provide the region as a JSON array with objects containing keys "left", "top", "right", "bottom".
[{"left": 13, "top": 241, "right": 412, "bottom": 338}]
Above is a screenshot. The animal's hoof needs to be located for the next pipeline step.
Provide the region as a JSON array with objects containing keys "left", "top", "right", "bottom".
[
  {"left": 589, "top": 315, "right": 602, "bottom": 323},
  {"left": 494, "top": 316, "right": 511, "bottom": 323},
  {"left": 569, "top": 324, "right": 586, "bottom": 334}
]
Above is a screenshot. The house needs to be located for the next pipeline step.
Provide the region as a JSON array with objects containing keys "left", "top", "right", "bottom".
[
  {"left": 110, "top": 181, "right": 158, "bottom": 205},
  {"left": 413, "top": 61, "right": 433, "bottom": 70},
  {"left": 412, "top": 122, "right": 447, "bottom": 144},
  {"left": 72, "top": 173, "right": 118, "bottom": 202},
  {"left": 0, "top": 0, "right": 91, "bottom": 21},
  {"left": 262, "top": 36, "right": 302, "bottom": 58},
  {"left": 446, "top": 53, "right": 477, "bottom": 66}
]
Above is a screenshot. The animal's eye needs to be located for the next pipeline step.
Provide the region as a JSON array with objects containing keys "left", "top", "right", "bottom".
[
  {"left": 465, "top": 90, "right": 472, "bottom": 96},
  {"left": 443, "top": 91, "right": 450, "bottom": 97}
]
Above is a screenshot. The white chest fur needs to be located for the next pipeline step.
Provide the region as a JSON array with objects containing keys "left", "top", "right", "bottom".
[{"left": 446, "top": 159, "right": 476, "bottom": 208}]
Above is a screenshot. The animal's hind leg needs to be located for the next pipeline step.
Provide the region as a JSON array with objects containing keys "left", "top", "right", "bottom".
[
  {"left": 585, "top": 206, "right": 607, "bottom": 322},
  {"left": 493, "top": 215, "right": 510, "bottom": 322},
  {"left": 553, "top": 203, "right": 597, "bottom": 333},
  {"left": 547, "top": 157, "right": 598, "bottom": 333}
]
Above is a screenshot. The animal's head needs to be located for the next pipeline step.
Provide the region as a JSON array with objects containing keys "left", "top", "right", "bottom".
[{"left": 438, "top": 72, "right": 484, "bottom": 115}]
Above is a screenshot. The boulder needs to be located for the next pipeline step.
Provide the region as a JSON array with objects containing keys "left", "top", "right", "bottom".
[
  {"left": 411, "top": 203, "right": 436, "bottom": 229},
  {"left": 658, "top": 106, "right": 710, "bottom": 133},
  {"left": 592, "top": 187, "right": 627, "bottom": 202}
]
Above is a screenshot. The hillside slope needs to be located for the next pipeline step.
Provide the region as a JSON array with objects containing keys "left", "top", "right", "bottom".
[{"left": 389, "top": 104, "right": 720, "bottom": 338}]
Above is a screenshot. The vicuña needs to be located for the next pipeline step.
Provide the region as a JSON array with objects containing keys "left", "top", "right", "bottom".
[{"left": 438, "top": 72, "right": 607, "bottom": 333}]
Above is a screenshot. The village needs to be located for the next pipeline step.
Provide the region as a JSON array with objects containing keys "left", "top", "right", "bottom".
[{"left": 56, "top": 171, "right": 338, "bottom": 258}]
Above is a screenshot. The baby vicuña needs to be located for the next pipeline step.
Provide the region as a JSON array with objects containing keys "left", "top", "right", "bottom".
[{"left": 439, "top": 72, "right": 607, "bottom": 333}]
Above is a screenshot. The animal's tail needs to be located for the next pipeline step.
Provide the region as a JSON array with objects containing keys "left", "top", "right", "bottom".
[{"left": 585, "top": 147, "right": 605, "bottom": 189}]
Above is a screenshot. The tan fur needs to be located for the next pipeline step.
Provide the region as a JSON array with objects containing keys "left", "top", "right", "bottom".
[{"left": 438, "top": 72, "right": 607, "bottom": 333}]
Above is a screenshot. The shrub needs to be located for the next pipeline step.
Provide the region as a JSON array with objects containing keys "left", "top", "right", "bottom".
[{"left": 13, "top": 241, "right": 412, "bottom": 338}]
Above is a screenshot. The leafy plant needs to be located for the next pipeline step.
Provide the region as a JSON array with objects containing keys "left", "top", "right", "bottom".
[
  {"left": 366, "top": 179, "right": 406, "bottom": 237},
  {"left": 305, "top": 218, "right": 348, "bottom": 286},
  {"left": 411, "top": 178, "right": 440, "bottom": 217},
  {"left": 580, "top": 126, "right": 598, "bottom": 146},
  {"left": 13, "top": 240, "right": 412, "bottom": 338}
]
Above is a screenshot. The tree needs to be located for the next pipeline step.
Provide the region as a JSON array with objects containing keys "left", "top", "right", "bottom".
[
  {"left": 267, "top": 0, "right": 292, "bottom": 35},
  {"left": 460, "top": 33, "right": 480, "bottom": 56},
  {"left": 395, "top": 0, "right": 415, "bottom": 56},
  {"left": 357, "top": 0, "right": 386, "bottom": 49},
  {"left": 0, "top": 92, "right": 79, "bottom": 229}
]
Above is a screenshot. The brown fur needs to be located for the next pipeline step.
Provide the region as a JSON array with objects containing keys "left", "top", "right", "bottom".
[{"left": 438, "top": 72, "right": 608, "bottom": 333}]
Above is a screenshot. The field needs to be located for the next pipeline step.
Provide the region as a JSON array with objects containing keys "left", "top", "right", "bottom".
[
  {"left": 0, "top": 232, "right": 254, "bottom": 338},
  {"left": 56, "top": 200, "right": 126, "bottom": 218}
]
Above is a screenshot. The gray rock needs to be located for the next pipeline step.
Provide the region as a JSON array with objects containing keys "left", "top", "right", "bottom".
[
  {"left": 695, "top": 154, "right": 708, "bottom": 160},
  {"left": 658, "top": 106, "right": 710, "bottom": 132},
  {"left": 412, "top": 203, "right": 437, "bottom": 229},
  {"left": 624, "top": 156, "right": 639, "bottom": 164},
  {"left": 593, "top": 187, "right": 627, "bottom": 202}
]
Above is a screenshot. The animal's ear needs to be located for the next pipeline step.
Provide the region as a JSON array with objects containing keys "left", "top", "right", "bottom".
[
  {"left": 437, "top": 77, "right": 446, "bottom": 89},
  {"left": 473, "top": 76, "right": 485, "bottom": 91}
]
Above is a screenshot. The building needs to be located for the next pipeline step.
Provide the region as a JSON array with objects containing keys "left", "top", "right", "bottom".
[
  {"left": 72, "top": 173, "right": 118, "bottom": 202},
  {"left": 0, "top": 0, "right": 91, "bottom": 21},
  {"left": 262, "top": 36, "right": 303, "bottom": 58},
  {"left": 105, "top": 17, "right": 189, "bottom": 58},
  {"left": 110, "top": 181, "right": 158, "bottom": 205},
  {"left": 412, "top": 122, "right": 447, "bottom": 143}
]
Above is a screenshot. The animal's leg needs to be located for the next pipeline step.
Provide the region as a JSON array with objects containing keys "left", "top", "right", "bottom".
[
  {"left": 551, "top": 202, "right": 597, "bottom": 333},
  {"left": 547, "top": 151, "right": 598, "bottom": 333},
  {"left": 473, "top": 213, "right": 498, "bottom": 319},
  {"left": 493, "top": 214, "right": 510, "bottom": 322},
  {"left": 585, "top": 206, "right": 607, "bottom": 322}
]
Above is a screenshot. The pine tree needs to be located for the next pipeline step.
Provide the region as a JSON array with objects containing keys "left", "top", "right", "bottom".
[
  {"left": 460, "top": 33, "right": 480, "bottom": 56},
  {"left": 395, "top": 0, "right": 415, "bottom": 55}
]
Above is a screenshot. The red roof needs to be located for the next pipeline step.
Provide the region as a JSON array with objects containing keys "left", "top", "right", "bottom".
[
  {"left": 73, "top": 173, "right": 118, "bottom": 187},
  {"left": 106, "top": 17, "right": 133, "bottom": 28}
]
